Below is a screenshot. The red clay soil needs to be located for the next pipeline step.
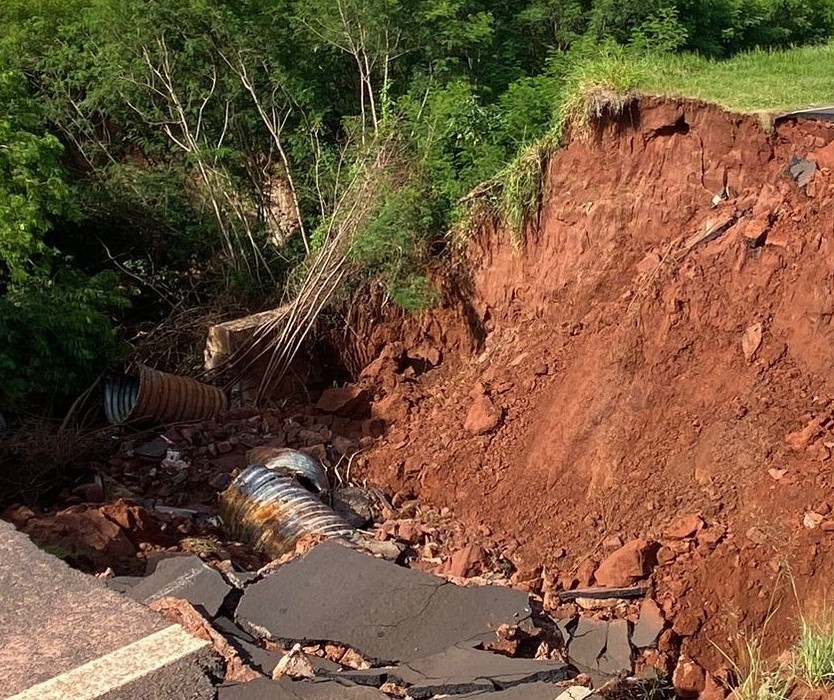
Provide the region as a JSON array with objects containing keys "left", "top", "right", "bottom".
[{"left": 349, "top": 97, "right": 834, "bottom": 674}]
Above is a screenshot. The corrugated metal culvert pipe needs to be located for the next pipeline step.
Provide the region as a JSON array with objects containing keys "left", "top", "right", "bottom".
[
  {"left": 104, "top": 365, "right": 228, "bottom": 425},
  {"left": 219, "top": 463, "right": 356, "bottom": 558}
]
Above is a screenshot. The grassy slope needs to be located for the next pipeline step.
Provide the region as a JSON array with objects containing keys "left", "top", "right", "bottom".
[{"left": 638, "top": 41, "right": 834, "bottom": 113}]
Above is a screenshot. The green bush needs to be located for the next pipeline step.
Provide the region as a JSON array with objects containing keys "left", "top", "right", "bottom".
[{"left": 0, "top": 271, "right": 129, "bottom": 412}]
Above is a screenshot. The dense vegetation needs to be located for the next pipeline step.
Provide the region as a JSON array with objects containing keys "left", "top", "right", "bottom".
[{"left": 2, "top": 0, "right": 834, "bottom": 413}]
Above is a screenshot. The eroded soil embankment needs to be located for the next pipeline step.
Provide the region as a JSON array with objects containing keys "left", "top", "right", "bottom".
[{"left": 352, "top": 97, "right": 834, "bottom": 673}]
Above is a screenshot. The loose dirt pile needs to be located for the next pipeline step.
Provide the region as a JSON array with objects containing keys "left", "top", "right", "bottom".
[{"left": 342, "top": 98, "right": 834, "bottom": 679}]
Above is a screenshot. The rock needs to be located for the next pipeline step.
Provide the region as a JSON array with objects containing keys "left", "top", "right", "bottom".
[
  {"left": 555, "top": 687, "right": 595, "bottom": 700},
  {"left": 371, "top": 393, "right": 410, "bottom": 425},
  {"left": 98, "top": 500, "right": 173, "bottom": 548},
  {"left": 786, "top": 417, "right": 825, "bottom": 452},
  {"left": 464, "top": 395, "right": 502, "bottom": 436},
  {"left": 576, "top": 559, "right": 596, "bottom": 587},
  {"left": 656, "top": 546, "right": 676, "bottom": 566},
  {"left": 741, "top": 324, "right": 763, "bottom": 361},
  {"left": 594, "top": 539, "right": 654, "bottom": 587},
  {"left": 663, "top": 515, "right": 704, "bottom": 540},
  {"left": 637, "top": 252, "right": 662, "bottom": 276},
  {"left": 217, "top": 441, "right": 233, "bottom": 454},
  {"left": 631, "top": 598, "right": 665, "bottom": 649},
  {"left": 746, "top": 527, "right": 768, "bottom": 545},
  {"left": 127, "top": 555, "right": 232, "bottom": 618},
  {"left": 700, "top": 671, "right": 728, "bottom": 700},
  {"left": 804, "top": 511, "right": 825, "bottom": 529},
  {"left": 316, "top": 386, "right": 370, "bottom": 418},
  {"left": 23, "top": 508, "right": 137, "bottom": 569},
  {"left": 217, "top": 677, "right": 388, "bottom": 699},
  {"left": 331, "top": 488, "right": 376, "bottom": 529},
  {"left": 272, "top": 643, "right": 315, "bottom": 680},
  {"left": 673, "top": 657, "right": 706, "bottom": 698},
  {"left": 134, "top": 437, "right": 169, "bottom": 459},
  {"left": 235, "top": 541, "right": 532, "bottom": 664},
  {"left": 768, "top": 468, "right": 786, "bottom": 481},
  {"left": 442, "top": 544, "right": 488, "bottom": 579},
  {"left": 810, "top": 141, "right": 834, "bottom": 171},
  {"left": 602, "top": 535, "right": 624, "bottom": 550}
]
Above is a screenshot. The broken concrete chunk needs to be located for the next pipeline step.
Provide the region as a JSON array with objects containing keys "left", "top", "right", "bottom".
[
  {"left": 217, "top": 677, "right": 388, "bottom": 699},
  {"left": 127, "top": 555, "right": 231, "bottom": 618},
  {"left": 235, "top": 541, "right": 531, "bottom": 664},
  {"left": 631, "top": 598, "right": 665, "bottom": 649}
]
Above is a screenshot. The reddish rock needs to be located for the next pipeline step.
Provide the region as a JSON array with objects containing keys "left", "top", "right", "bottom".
[
  {"left": 2, "top": 504, "right": 36, "bottom": 528},
  {"left": 740, "top": 323, "right": 763, "bottom": 361},
  {"left": 23, "top": 508, "right": 136, "bottom": 570},
  {"left": 673, "top": 657, "right": 706, "bottom": 698},
  {"left": 464, "top": 395, "right": 502, "bottom": 436},
  {"left": 656, "top": 545, "right": 677, "bottom": 566},
  {"left": 699, "top": 672, "right": 728, "bottom": 700},
  {"left": 316, "top": 386, "right": 370, "bottom": 417},
  {"left": 372, "top": 393, "right": 410, "bottom": 425},
  {"left": 673, "top": 607, "right": 704, "bottom": 636},
  {"left": 811, "top": 141, "right": 834, "bottom": 170},
  {"left": 395, "top": 520, "right": 423, "bottom": 544},
  {"left": 594, "top": 539, "right": 654, "bottom": 587},
  {"left": 664, "top": 514, "right": 704, "bottom": 540},
  {"left": 576, "top": 558, "right": 597, "bottom": 587},
  {"left": 99, "top": 500, "right": 172, "bottom": 548},
  {"left": 786, "top": 417, "right": 825, "bottom": 452},
  {"left": 443, "top": 544, "right": 488, "bottom": 578}
]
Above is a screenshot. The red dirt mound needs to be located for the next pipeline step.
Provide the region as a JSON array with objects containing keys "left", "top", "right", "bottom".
[{"left": 353, "top": 97, "right": 834, "bottom": 673}]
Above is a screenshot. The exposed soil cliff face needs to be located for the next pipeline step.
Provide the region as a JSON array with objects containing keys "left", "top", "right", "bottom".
[{"left": 354, "top": 97, "right": 834, "bottom": 671}]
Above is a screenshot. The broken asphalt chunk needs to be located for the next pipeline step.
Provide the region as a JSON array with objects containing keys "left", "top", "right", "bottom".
[
  {"left": 235, "top": 541, "right": 532, "bottom": 664},
  {"left": 631, "top": 598, "right": 665, "bottom": 649},
  {"left": 558, "top": 586, "right": 647, "bottom": 602},
  {"left": 395, "top": 644, "right": 573, "bottom": 699},
  {"left": 567, "top": 617, "right": 633, "bottom": 677},
  {"left": 218, "top": 677, "right": 388, "bottom": 699},
  {"left": 457, "top": 684, "right": 597, "bottom": 699},
  {"left": 126, "top": 554, "right": 231, "bottom": 618}
]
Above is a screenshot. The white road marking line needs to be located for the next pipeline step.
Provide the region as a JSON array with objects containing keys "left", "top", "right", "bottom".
[{"left": 6, "top": 625, "right": 209, "bottom": 700}]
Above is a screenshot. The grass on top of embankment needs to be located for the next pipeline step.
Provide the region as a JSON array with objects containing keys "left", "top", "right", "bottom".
[{"left": 639, "top": 41, "right": 834, "bottom": 114}]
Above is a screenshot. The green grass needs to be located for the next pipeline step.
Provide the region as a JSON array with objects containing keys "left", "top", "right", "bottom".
[
  {"left": 639, "top": 41, "right": 834, "bottom": 113},
  {"left": 795, "top": 614, "right": 834, "bottom": 688}
]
